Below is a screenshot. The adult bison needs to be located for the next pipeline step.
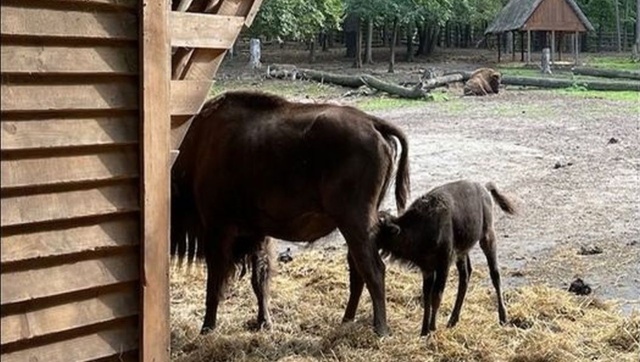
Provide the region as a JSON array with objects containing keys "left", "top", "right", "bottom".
[{"left": 172, "top": 91, "right": 410, "bottom": 336}]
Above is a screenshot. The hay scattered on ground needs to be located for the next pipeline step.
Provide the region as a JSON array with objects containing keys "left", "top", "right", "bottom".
[{"left": 171, "top": 250, "right": 639, "bottom": 362}]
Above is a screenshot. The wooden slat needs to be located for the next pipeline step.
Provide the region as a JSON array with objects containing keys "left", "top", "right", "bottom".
[
  {"left": 1, "top": 117, "right": 138, "bottom": 150},
  {"left": 0, "top": 83, "right": 138, "bottom": 112},
  {"left": 171, "top": 115, "right": 194, "bottom": 152},
  {"left": 245, "top": 0, "right": 263, "bottom": 27},
  {"left": 1, "top": 183, "right": 139, "bottom": 227},
  {"left": 1, "top": 217, "right": 138, "bottom": 264},
  {"left": 56, "top": 0, "right": 138, "bottom": 8},
  {"left": 170, "top": 12, "right": 244, "bottom": 49},
  {"left": 1, "top": 149, "right": 139, "bottom": 190},
  {"left": 170, "top": 80, "right": 211, "bottom": 116},
  {"left": 141, "top": 0, "right": 171, "bottom": 361},
  {"left": 1, "top": 253, "right": 138, "bottom": 305},
  {"left": 1, "top": 45, "right": 138, "bottom": 75},
  {"left": 0, "top": 6, "right": 137, "bottom": 40},
  {"left": 1, "top": 289, "right": 138, "bottom": 345},
  {"left": 1, "top": 325, "right": 138, "bottom": 362}
]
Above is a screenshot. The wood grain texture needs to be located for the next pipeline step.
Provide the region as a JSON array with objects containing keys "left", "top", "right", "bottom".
[
  {"left": 1, "top": 148, "right": 139, "bottom": 189},
  {"left": 1, "top": 325, "right": 138, "bottom": 362},
  {"left": 1, "top": 117, "right": 138, "bottom": 150},
  {"left": 1, "top": 83, "right": 138, "bottom": 112},
  {"left": 170, "top": 12, "right": 244, "bottom": 49},
  {"left": 1, "top": 217, "right": 138, "bottom": 263},
  {"left": 1, "top": 253, "right": 138, "bottom": 305},
  {"left": 0, "top": 6, "right": 137, "bottom": 40},
  {"left": 1, "top": 183, "right": 139, "bottom": 227},
  {"left": 170, "top": 80, "right": 211, "bottom": 116},
  {"left": 1, "top": 288, "right": 138, "bottom": 345},
  {"left": 140, "top": 0, "right": 171, "bottom": 360},
  {"left": 1, "top": 45, "right": 138, "bottom": 75}
]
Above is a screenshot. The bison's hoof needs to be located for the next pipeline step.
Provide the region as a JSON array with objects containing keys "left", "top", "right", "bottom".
[
  {"left": 375, "top": 325, "right": 392, "bottom": 337},
  {"left": 200, "top": 326, "right": 215, "bottom": 335}
]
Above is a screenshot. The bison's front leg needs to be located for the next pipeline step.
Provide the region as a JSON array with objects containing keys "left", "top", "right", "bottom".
[{"left": 251, "top": 237, "right": 274, "bottom": 330}]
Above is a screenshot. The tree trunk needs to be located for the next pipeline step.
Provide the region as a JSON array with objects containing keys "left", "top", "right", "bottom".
[
  {"left": 615, "top": 0, "right": 622, "bottom": 52},
  {"left": 346, "top": 31, "right": 357, "bottom": 58},
  {"left": 365, "top": 18, "right": 374, "bottom": 64},
  {"left": 426, "top": 24, "right": 440, "bottom": 56},
  {"left": 354, "top": 19, "right": 363, "bottom": 68},
  {"left": 382, "top": 22, "right": 388, "bottom": 48},
  {"left": 541, "top": 47, "right": 552, "bottom": 74},
  {"left": 406, "top": 25, "right": 415, "bottom": 62},
  {"left": 445, "top": 21, "right": 451, "bottom": 48},
  {"left": 417, "top": 21, "right": 428, "bottom": 55},
  {"left": 327, "top": 29, "right": 335, "bottom": 49},
  {"left": 388, "top": 19, "right": 398, "bottom": 73},
  {"left": 634, "top": 0, "right": 640, "bottom": 60},
  {"left": 572, "top": 66, "right": 640, "bottom": 80},
  {"left": 457, "top": 71, "right": 640, "bottom": 91},
  {"left": 309, "top": 39, "right": 316, "bottom": 63}
]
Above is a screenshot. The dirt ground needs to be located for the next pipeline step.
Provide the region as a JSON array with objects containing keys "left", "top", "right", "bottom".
[{"left": 211, "top": 44, "right": 640, "bottom": 314}]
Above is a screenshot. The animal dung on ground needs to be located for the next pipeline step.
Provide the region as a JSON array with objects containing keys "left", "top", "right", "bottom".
[
  {"left": 568, "top": 278, "right": 592, "bottom": 295},
  {"left": 278, "top": 248, "right": 294, "bottom": 263},
  {"left": 607, "top": 137, "right": 620, "bottom": 144},
  {"left": 554, "top": 161, "right": 574, "bottom": 169},
  {"left": 578, "top": 245, "right": 603, "bottom": 256}
]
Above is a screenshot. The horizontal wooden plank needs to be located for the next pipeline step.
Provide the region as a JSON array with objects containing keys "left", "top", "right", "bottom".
[
  {"left": 1, "top": 324, "right": 138, "bottom": 362},
  {"left": 1, "top": 45, "right": 138, "bottom": 75},
  {"left": 0, "top": 6, "right": 137, "bottom": 40},
  {"left": 1, "top": 117, "right": 138, "bottom": 150},
  {"left": 170, "top": 12, "right": 244, "bottom": 49},
  {"left": 1, "top": 288, "right": 138, "bottom": 345},
  {"left": 56, "top": 0, "right": 138, "bottom": 9},
  {"left": 1, "top": 82, "right": 138, "bottom": 112},
  {"left": 1, "top": 149, "right": 139, "bottom": 189},
  {"left": 1, "top": 217, "right": 138, "bottom": 264},
  {"left": 170, "top": 80, "right": 211, "bottom": 116},
  {"left": 1, "top": 183, "right": 139, "bottom": 227},
  {"left": 1, "top": 253, "right": 138, "bottom": 305}
]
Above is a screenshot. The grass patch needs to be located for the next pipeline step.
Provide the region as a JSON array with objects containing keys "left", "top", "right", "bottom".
[
  {"left": 171, "top": 249, "right": 639, "bottom": 362},
  {"left": 356, "top": 96, "right": 429, "bottom": 112},
  {"left": 556, "top": 88, "right": 640, "bottom": 103},
  {"left": 584, "top": 55, "right": 640, "bottom": 71}
]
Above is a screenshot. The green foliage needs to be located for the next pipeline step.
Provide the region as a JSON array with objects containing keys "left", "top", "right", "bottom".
[{"left": 249, "top": 0, "right": 343, "bottom": 41}]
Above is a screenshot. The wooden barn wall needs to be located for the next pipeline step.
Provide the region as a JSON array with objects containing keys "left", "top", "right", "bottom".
[
  {"left": 524, "top": 0, "right": 587, "bottom": 32},
  {"left": 1, "top": 0, "right": 142, "bottom": 360}
]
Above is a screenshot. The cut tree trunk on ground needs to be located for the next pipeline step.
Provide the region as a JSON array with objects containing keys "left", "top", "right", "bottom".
[
  {"left": 266, "top": 66, "right": 462, "bottom": 98},
  {"left": 572, "top": 67, "right": 640, "bottom": 81},
  {"left": 454, "top": 71, "right": 640, "bottom": 91}
]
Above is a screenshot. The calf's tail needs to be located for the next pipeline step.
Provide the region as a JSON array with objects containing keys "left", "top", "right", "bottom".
[{"left": 485, "top": 182, "right": 518, "bottom": 215}]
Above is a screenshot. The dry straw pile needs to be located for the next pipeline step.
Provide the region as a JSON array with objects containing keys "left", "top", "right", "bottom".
[{"left": 171, "top": 249, "right": 639, "bottom": 362}]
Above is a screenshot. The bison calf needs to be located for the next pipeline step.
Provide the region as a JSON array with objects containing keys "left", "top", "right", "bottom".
[{"left": 374, "top": 180, "right": 517, "bottom": 336}]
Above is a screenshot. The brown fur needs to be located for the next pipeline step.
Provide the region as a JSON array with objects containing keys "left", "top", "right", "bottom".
[
  {"left": 374, "top": 180, "right": 517, "bottom": 335},
  {"left": 463, "top": 68, "right": 501, "bottom": 96},
  {"left": 172, "top": 91, "right": 410, "bottom": 336}
]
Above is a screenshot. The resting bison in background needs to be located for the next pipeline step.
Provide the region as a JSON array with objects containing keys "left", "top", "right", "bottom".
[
  {"left": 172, "top": 91, "right": 410, "bottom": 336},
  {"left": 464, "top": 68, "right": 501, "bottom": 96},
  {"left": 374, "top": 180, "right": 517, "bottom": 336}
]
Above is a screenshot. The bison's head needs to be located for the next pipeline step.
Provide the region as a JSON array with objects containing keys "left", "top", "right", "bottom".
[
  {"left": 489, "top": 71, "right": 502, "bottom": 93},
  {"left": 373, "top": 210, "right": 401, "bottom": 249}
]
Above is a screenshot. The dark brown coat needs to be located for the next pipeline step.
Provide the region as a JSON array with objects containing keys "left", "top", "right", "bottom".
[
  {"left": 172, "top": 91, "right": 410, "bottom": 336},
  {"left": 374, "top": 180, "right": 517, "bottom": 335},
  {"left": 464, "top": 68, "right": 501, "bottom": 96}
]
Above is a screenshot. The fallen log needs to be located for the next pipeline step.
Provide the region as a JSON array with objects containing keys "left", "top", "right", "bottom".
[
  {"left": 455, "top": 71, "right": 640, "bottom": 91},
  {"left": 360, "top": 75, "right": 429, "bottom": 99},
  {"left": 571, "top": 67, "right": 640, "bottom": 81}
]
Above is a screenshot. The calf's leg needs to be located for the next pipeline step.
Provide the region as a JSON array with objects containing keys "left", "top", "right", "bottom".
[
  {"left": 427, "top": 262, "right": 450, "bottom": 333},
  {"left": 342, "top": 251, "right": 365, "bottom": 322},
  {"left": 480, "top": 229, "right": 507, "bottom": 324},
  {"left": 421, "top": 271, "right": 435, "bottom": 336},
  {"left": 251, "top": 237, "right": 273, "bottom": 330},
  {"left": 447, "top": 255, "right": 471, "bottom": 328}
]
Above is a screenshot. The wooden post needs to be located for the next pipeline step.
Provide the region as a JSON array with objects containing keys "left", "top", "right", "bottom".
[
  {"left": 140, "top": 0, "right": 170, "bottom": 361},
  {"left": 520, "top": 31, "right": 525, "bottom": 61},
  {"left": 541, "top": 47, "right": 552, "bottom": 74},
  {"left": 512, "top": 31, "right": 516, "bottom": 61},
  {"left": 497, "top": 34, "right": 501, "bottom": 62},
  {"left": 574, "top": 31, "right": 580, "bottom": 65},
  {"left": 551, "top": 30, "right": 555, "bottom": 64},
  {"left": 527, "top": 30, "right": 531, "bottom": 63},
  {"left": 558, "top": 32, "right": 562, "bottom": 61}
]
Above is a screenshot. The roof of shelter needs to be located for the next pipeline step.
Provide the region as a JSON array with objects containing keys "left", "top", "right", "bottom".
[{"left": 485, "top": 0, "right": 594, "bottom": 34}]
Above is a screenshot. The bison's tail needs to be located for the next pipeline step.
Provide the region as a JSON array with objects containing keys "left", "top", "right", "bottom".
[
  {"left": 373, "top": 119, "right": 410, "bottom": 213},
  {"left": 171, "top": 179, "right": 205, "bottom": 269},
  {"left": 485, "top": 182, "right": 518, "bottom": 216}
]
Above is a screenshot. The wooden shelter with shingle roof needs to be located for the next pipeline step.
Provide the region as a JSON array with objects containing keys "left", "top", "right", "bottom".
[{"left": 485, "top": 0, "right": 594, "bottom": 64}]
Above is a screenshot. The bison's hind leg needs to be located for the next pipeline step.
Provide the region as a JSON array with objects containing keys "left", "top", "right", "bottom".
[{"left": 249, "top": 237, "right": 275, "bottom": 331}]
